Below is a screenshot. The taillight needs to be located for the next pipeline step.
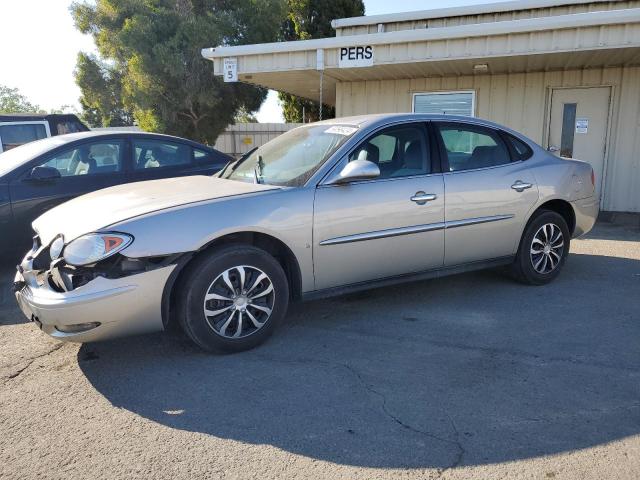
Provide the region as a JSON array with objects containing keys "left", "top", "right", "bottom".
[{"left": 590, "top": 168, "right": 596, "bottom": 190}]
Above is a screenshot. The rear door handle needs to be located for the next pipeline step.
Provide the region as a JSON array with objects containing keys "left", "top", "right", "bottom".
[
  {"left": 410, "top": 192, "right": 437, "bottom": 205},
  {"left": 511, "top": 181, "right": 533, "bottom": 192}
]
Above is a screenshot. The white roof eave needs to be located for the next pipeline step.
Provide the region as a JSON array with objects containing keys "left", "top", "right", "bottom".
[
  {"left": 331, "top": 0, "right": 615, "bottom": 29},
  {"left": 202, "top": 8, "right": 640, "bottom": 59}
]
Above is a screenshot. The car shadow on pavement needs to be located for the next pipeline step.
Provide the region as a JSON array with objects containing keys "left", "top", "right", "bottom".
[{"left": 77, "top": 251, "right": 640, "bottom": 469}]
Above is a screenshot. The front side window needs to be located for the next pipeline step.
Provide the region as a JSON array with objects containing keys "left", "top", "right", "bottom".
[
  {"left": 222, "top": 124, "right": 357, "bottom": 187},
  {"left": 134, "top": 139, "right": 191, "bottom": 170},
  {"left": 436, "top": 123, "right": 510, "bottom": 172},
  {"left": 0, "top": 123, "right": 48, "bottom": 151},
  {"left": 40, "top": 140, "right": 124, "bottom": 177},
  {"left": 348, "top": 125, "right": 430, "bottom": 179}
]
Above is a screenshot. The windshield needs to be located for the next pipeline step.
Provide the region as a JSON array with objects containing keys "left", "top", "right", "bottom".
[
  {"left": 221, "top": 124, "right": 358, "bottom": 187},
  {"left": 0, "top": 135, "right": 68, "bottom": 177}
]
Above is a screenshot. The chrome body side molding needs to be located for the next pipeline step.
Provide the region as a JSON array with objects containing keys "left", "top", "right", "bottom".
[
  {"left": 319, "top": 222, "right": 446, "bottom": 246},
  {"left": 320, "top": 214, "right": 515, "bottom": 246},
  {"left": 444, "top": 214, "right": 515, "bottom": 229}
]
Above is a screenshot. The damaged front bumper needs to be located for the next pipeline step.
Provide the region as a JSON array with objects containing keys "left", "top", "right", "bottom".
[{"left": 13, "top": 239, "right": 177, "bottom": 343}]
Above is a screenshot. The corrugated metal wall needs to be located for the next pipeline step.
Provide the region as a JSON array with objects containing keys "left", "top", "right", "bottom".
[
  {"left": 335, "top": 66, "right": 640, "bottom": 213},
  {"left": 336, "top": 1, "right": 640, "bottom": 36},
  {"left": 213, "top": 123, "right": 302, "bottom": 158}
]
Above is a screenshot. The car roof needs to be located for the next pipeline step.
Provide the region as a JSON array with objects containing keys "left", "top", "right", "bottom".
[
  {"left": 0, "top": 113, "right": 84, "bottom": 122},
  {"left": 28, "top": 130, "right": 221, "bottom": 149},
  {"left": 314, "top": 113, "right": 535, "bottom": 144},
  {"left": 0, "top": 131, "right": 228, "bottom": 178}
]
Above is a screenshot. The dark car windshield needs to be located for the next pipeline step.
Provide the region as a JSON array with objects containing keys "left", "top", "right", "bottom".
[{"left": 221, "top": 124, "right": 358, "bottom": 187}]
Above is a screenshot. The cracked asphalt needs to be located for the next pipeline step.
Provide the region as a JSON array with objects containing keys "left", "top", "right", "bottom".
[{"left": 1, "top": 222, "right": 639, "bottom": 479}]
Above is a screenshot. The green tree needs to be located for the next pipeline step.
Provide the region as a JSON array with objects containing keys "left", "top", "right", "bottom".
[
  {"left": 71, "top": 0, "right": 286, "bottom": 143},
  {"left": 75, "top": 53, "right": 133, "bottom": 127},
  {"left": 0, "top": 85, "right": 42, "bottom": 114},
  {"left": 279, "top": 0, "right": 364, "bottom": 123}
]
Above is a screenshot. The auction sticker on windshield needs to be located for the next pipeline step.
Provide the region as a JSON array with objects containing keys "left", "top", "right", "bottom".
[{"left": 325, "top": 126, "right": 357, "bottom": 136}]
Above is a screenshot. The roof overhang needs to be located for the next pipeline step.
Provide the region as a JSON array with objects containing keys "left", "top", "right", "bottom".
[
  {"left": 330, "top": 0, "right": 617, "bottom": 29},
  {"left": 202, "top": 8, "right": 640, "bottom": 106}
]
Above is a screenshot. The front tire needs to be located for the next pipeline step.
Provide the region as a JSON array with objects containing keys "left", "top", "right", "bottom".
[
  {"left": 511, "top": 210, "right": 570, "bottom": 285},
  {"left": 177, "top": 245, "right": 289, "bottom": 352}
]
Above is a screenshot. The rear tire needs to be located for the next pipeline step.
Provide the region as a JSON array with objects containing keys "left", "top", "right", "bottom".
[
  {"left": 511, "top": 210, "right": 570, "bottom": 285},
  {"left": 177, "top": 245, "right": 289, "bottom": 352}
]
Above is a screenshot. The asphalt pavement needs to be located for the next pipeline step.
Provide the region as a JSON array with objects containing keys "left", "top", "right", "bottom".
[{"left": 1, "top": 222, "right": 639, "bottom": 479}]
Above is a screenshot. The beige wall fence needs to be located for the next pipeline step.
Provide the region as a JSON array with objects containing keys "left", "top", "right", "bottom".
[{"left": 214, "top": 123, "right": 302, "bottom": 158}]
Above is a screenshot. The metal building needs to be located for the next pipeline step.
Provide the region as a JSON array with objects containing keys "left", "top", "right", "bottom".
[{"left": 203, "top": 0, "right": 640, "bottom": 213}]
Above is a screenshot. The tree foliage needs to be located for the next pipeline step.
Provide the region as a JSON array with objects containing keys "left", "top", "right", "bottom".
[
  {"left": 279, "top": 0, "right": 364, "bottom": 123},
  {"left": 0, "top": 85, "right": 42, "bottom": 114},
  {"left": 71, "top": 0, "right": 286, "bottom": 143},
  {"left": 75, "top": 53, "right": 133, "bottom": 127}
]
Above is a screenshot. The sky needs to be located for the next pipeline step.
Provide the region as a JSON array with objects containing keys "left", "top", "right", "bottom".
[{"left": 0, "top": 0, "right": 499, "bottom": 123}]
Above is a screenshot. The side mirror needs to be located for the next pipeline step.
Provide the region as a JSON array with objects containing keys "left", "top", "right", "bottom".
[
  {"left": 28, "top": 166, "right": 61, "bottom": 182},
  {"left": 331, "top": 159, "right": 380, "bottom": 185}
]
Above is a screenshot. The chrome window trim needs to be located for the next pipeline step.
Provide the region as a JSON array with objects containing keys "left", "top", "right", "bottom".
[
  {"left": 443, "top": 159, "right": 524, "bottom": 175},
  {"left": 317, "top": 170, "right": 444, "bottom": 189},
  {"left": 320, "top": 214, "right": 515, "bottom": 246}
]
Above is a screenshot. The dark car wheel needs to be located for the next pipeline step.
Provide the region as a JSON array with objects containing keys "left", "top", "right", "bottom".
[
  {"left": 177, "top": 245, "right": 289, "bottom": 352},
  {"left": 511, "top": 210, "right": 571, "bottom": 285}
]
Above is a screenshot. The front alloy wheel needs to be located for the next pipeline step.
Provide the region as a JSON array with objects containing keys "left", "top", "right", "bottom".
[
  {"left": 203, "top": 266, "right": 275, "bottom": 339},
  {"left": 178, "top": 245, "right": 289, "bottom": 352}
]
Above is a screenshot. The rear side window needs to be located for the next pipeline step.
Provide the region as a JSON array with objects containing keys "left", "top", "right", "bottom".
[
  {"left": 503, "top": 133, "right": 533, "bottom": 161},
  {"left": 436, "top": 123, "right": 511, "bottom": 172},
  {"left": 0, "top": 123, "right": 48, "bottom": 151},
  {"left": 133, "top": 139, "right": 191, "bottom": 170}
]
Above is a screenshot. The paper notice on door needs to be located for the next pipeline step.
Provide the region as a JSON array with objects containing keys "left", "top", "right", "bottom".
[{"left": 576, "top": 118, "right": 589, "bottom": 134}]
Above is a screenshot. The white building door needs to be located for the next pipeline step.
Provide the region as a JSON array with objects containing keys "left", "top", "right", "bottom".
[{"left": 548, "top": 87, "right": 611, "bottom": 200}]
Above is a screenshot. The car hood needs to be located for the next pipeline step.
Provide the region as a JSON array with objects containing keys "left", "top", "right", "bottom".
[{"left": 33, "top": 175, "right": 279, "bottom": 245}]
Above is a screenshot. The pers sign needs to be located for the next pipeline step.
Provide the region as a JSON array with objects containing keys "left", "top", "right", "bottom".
[{"left": 338, "top": 46, "right": 374, "bottom": 68}]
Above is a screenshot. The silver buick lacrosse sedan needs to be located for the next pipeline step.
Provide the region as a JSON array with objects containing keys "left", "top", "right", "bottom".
[{"left": 14, "top": 114, "right": 599, "bottom": 352}]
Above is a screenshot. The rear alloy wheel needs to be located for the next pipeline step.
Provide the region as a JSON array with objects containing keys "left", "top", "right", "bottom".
[
  {"left": 511, "top": 210, "right": 571, "bottom": 285},
  {"left": 178, "top": 246, "right": 289, "bottom": 352},
  {"left": 529, "top": 223, "right": 565, "bottom": 275}
]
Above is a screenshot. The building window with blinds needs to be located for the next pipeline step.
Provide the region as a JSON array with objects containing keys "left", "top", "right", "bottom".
[{"left": 412, "top": 91, "right": 476, "bottom": 117}]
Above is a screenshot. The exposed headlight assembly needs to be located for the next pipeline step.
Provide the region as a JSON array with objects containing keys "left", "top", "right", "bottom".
[
  {"left": 63, "top": 233, "right": 133, "bottom": 266},
  {"left": 50, "top": 235, "right": 65, "bottom": 261}
]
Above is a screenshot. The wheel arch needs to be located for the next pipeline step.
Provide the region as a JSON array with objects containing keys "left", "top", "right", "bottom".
[
  {"left": 161, "top": 230, "right": 303, "bottom": 329},
  {"left": 529, "top": 198, "right": 576, "bottom": 236}
]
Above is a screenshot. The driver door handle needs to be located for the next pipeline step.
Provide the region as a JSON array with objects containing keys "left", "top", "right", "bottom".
[
  {"left": 410, "top": 192, "right": 437, "bottom": 205},
  {"left": 511, "top": 181, "right": 533, "bottom": 192}
]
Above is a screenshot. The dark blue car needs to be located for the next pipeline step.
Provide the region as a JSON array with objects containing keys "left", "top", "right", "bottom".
[{"left": 0, "top": 131, "right": 231, "bottom": 254}]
